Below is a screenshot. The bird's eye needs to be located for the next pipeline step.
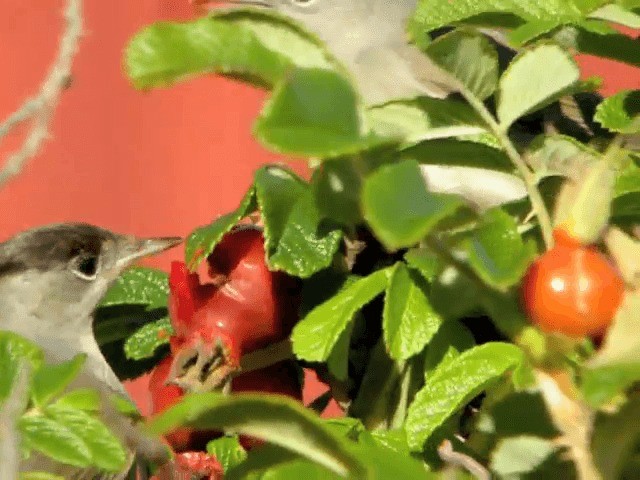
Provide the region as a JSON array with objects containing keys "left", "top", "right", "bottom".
[{"left": 71, "top": 255, "right": 99, "bottom": 280}]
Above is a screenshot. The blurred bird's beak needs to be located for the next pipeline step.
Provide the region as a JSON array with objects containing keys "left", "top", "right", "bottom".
[{"left": 114, "top": 236, "right": 183, "bottom": 270}]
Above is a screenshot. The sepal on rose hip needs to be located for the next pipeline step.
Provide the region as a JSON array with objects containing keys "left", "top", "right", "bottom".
[{"left": 168, "top": 333, "right": 241, "bottom": 392}]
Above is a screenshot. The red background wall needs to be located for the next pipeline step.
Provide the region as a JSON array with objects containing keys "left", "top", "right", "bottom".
[{"left": 1, "top": 1, "right": 638, "bottom": 416}]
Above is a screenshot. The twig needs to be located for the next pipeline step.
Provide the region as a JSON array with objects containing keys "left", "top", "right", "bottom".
[
  {"left": 0, "top": 0, "right": 83, "bottom": 189},
  {"left": 438, "top": 439, "right": 491, "bottom": 480},
  {"left": 0, "top": 361, "right": 31, "bottom": 480},
  {"left": 460, "top": 91, "right": 555, "bottom": 250}
]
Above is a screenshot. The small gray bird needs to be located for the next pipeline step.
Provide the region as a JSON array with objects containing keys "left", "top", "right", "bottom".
[{"left": 0, "top": 223, "right": 182, "bottom": 479}]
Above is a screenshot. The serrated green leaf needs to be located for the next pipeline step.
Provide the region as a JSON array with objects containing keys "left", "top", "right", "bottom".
[
  {"left": 125, "top": 9, "right": 337, "bottom": 90},
  {"left": 367, "top": 98, "right": 486, "bottom": 145},
  {"left": 267, "top": 189, "right": 343, "bottom": 278},
  {"left": 409, "top": 0, "right": 594, "bottom": 43},
  {"left": 146, "top": 392, "right": 366, "bottom": 478},
  {"left": 383, "top": 263, "right": 443, "bottom": 361},
  {"left": 497, "top": 44, "right": 580, "bottom": 129},
  {"left": 53, "top": 389, "right": 101, "bottom": 412},
  {"left": 582, "top": 292, "right": 640, "bottom": 406},
  {"left": 591, "top": 396, "right": 640, "bottom": 480},
  {"left": 404, "top": 248, "right": 442, "bottom": 282},
  {"left": 185, "top": 186, "right": 257, "bottom": 270},
  {"left": 594, "top": 89, "right": 640, "bottom": 134},
  {"left": 291, "top": 268, "right": 391, "bottom": 362},
  {"left": 402, "top": 139, "right": 513, "bottom": 173},
  {"left": 490, "top": 436, "right": 560, "bottom": 477},
  {"left": 311, "top": 160, "right": 363, "bottom": 226},
  {"left": 0, "top": 331, "right": 43, "bottom": 403},
  {"left": 255, "top": 68, "right": 384, "bottom": 158},
  {"left": 31, "top": 354, "right": 86, "bottom": 407},
  {"left": 19, "top": 414, "right": 92, "bottom": 468},
  {"left": 463, "top": 208, "right": 536, "bottom": 290},
  {"left": 101, "top": 267, "right": 169, "bottom": 308},
  {"left": 44, "top": 405, "right": 128, "bottom": 472},
  {"left": 423, "top": 320, "right": 476, "bottom": 379},
  {"left": 207, "top": 435, "right": 247, "bottom": 472},
  {"left": 124, "top": 317, "right": 173, "bottom": 361},
  {"left": 589, "top": 4, "right": 640, "bottom": 28},
  {"left": 406, "top": 342, "right": 523, "bottom": 450},
  {"left": 362, "top": 160, "right": 464, "bottom": 250},
  {"left": 425, "top": 29, "right": 499, "bottom": 101}
]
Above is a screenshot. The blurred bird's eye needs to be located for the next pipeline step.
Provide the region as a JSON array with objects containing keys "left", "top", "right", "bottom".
[{"left": 71, "top": 255, "right": 99, "bottom": 280}]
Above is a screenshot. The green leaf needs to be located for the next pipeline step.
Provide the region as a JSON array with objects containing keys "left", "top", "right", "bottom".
[
  {"left": 526, "top": 134, "right": 600, "bottom": 181},
  {"left": 425, "top": 29, "right": 499, "bottom": 101},
  {"left": 100, "top": 267, "right": 169, "bottom": 308},
  {"left": 490, "top": 436, "right": 561, "bottom": 477},
  {"left": 402, "top": 139, "right": 513, "bottom": 173},
  {"left": 255, "top": 68, "right": 383, "bottom": 158},
  {"left": 291, "top": 268, "right": 391, "bottom": 362},
  {"left": 53, "top": 389, "right": 101, "bottom": 412},
  {"left": 311, "top": 160, "right": 363, "bottom": 226},
  {"left": 0, "top": 331, "right": 43, "bottom": 403},
  {"left": 185, "top": 186, "right": 257, "bottom": 270},
  {"left": 370, "top": 429, "right": 411, "bottom": 456},
  {"left": 367, "top": 98, "right": 486, "bottom": 145},
  {"left": 266, "top": 189, "right": 343, "bottom": 278},
  {"left": 383, "top": 263, "right": 443, "bottom": 361},
  {"left": 125, "top": 9, "right": 336, "bottom": 89},
  {"left": 588, "top": 4, "right": 640, "bottom": 28},
  {"left": 145, "top": 392, "right": 366, "bottom": 478},
  {"left": 255, "top": 165, "right": 307, "bottom": 250},
  {"left": 404, "top": 248, "right": 442, "bottom": 282},
  {"left": 463, "top": 208, "right": 536, "bottom": 290},
  {"left": 31, "top": 354, "right": 86, "bottom": 407},
  {"left": 509, "top": 20, "right": 565, "bottom": 45},
  {"left": 123, "top": 317, "right": 173, "bottom": 361},
  {"left": 362, "top": 160, "right": 464, "bottom": 250},
  {"left": 594, "top": 89, "right": 640, "bottom": 134},
  {"left": 326, "top": 321, "right": 355, "bottom": 381},
  {"left": 497, "top": 44, "right": 580, "bottom": 129},
  {"left": 19, "top": 414, "right": 92, "bottom": 468},
  {"left": 423, "top": 320, "right": 476, "bottom": 379},
  {"left": 207, "top": 435, "right": 248, "bottom": 472},
  {"left": 591, "top": 396, "right": 640, "bottom": 480},
  {"left": 43, "top": 405, "right": 128, "bottom": 472},
  {"left": 20, "top": 473, "right": 65, "bottom": 480},
  {"left": 406, "top": 342, "right": 523, "bottom": 450},
  {"left": 582, "top": 292, "right": 640, "bottom": 406}
]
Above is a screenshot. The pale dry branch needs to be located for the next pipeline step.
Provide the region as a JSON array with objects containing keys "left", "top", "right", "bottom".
[
  {"left": 0, "top": 0, "right": 83, "bottom": 189},
  {"left": 0, "top": 361, "right": 31, "bottom": 480}
]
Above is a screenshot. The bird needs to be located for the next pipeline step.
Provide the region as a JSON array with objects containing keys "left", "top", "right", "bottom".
[{"left": 0, "top": 223, "right": 182, "bottom": 479}]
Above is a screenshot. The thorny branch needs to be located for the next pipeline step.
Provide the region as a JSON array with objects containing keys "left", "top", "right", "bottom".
[{"left": 0, "top": 0, "right": 83, "bottom": 189}]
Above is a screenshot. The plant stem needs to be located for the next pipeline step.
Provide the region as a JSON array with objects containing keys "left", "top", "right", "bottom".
[{"left": 461, "top": 92, "right": 554, "bottom": 250}]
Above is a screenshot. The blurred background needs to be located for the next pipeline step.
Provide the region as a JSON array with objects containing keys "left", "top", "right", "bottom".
[{"left": 1, "top": 1, "right": 638, "bottom": 415}]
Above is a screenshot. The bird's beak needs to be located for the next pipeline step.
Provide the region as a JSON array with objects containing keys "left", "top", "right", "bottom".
[{"left": 114, "top": 236, "right": 183, "bottom": 270}]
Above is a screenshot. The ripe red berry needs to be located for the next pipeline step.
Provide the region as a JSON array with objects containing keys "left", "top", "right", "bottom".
[{"left": 521, "top": 229, "right": 625, "bottom": 337}]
